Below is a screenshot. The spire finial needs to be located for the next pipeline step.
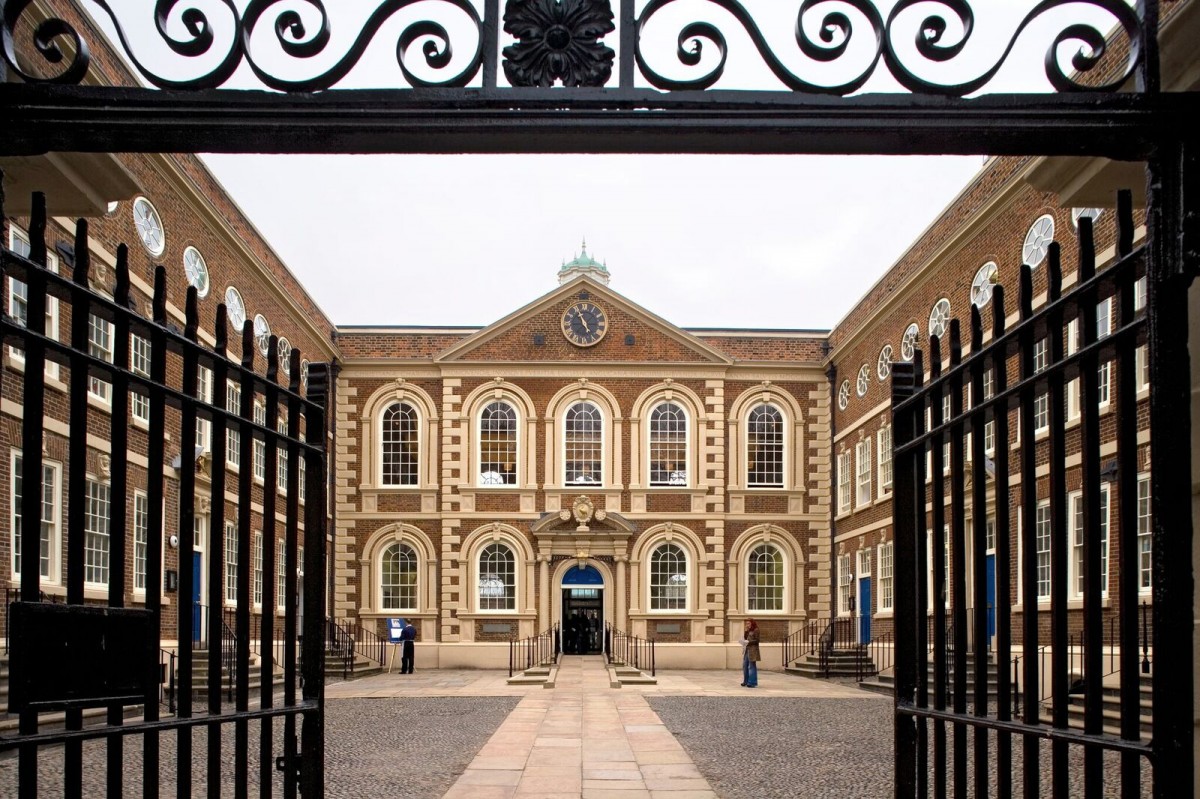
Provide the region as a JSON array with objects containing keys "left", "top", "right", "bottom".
[{"left": 581, "top": 237, "right": 588, "bottom": 256}]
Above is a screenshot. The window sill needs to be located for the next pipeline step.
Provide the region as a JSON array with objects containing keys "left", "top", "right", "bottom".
[
  {"left": 132, "top": 417, "right": 150, "bottom": 432},
  {"left": 875, "top": 610, "right": 895, "bottom": 619},
  {"left": 86, "top": 394, "right": 113, "bottom": 414},
  {"left": 1014, "top": 597, "right": 1112, "bottom": 611},
  {"left": 876, "top": 491, "right": 893, "bottom": 504},
  {"left": 457, "top": 611, "right": 536, "bottom": 620},
  {"left": 628, "top": 612, "right": 708, "bottom": 621}
]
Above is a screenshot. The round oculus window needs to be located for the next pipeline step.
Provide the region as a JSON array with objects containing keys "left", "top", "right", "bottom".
[
  {"left": 877, "top": 344, "right": 893, "bottom": 380},
  {"left": 901, "top": 323, "right": 919, "bottom": 362},
  {"left": 301, "top": 359, "right": 310, "bottom": 389},
  {"left": 1022, "top": 214, "right": 1055, "bottom": 267},
  {"left": 224, "top": 286, "right": 246, "bottom": 332},
  {"left": 856, "top": 364, "right": 870, "bottom": 397},
  {"left": 183, "top": 247, "right": 210, "bottom": 299},
  {"left": 971, "top": 262, "right": 998, "bottom": 309},
  {"left": 277, "top": 337, "right": 292, "bottom": 373},
  {"left": 837, "top": 380, "right": 850, "bottom": 411},
  {"left": 132, "top": 197, "right": 166, "bottom": 257},
  {"left": 253, "top": 314, "right": 272, "bottom": 357},
  {"left": 928, "top": 298, "right": 951, "bottom": 340},
  {"left": 1071, "top": 207, "right": 1103, "bottom": 231}
]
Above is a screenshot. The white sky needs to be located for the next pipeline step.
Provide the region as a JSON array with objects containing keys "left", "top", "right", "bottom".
[{"left": 77, "top": 0, "right": 1131, "bottom": 330}]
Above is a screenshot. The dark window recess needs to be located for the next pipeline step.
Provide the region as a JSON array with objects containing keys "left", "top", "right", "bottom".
[
  {"left": 533, "top": 334, "right": 545, "bottom": 346},
  {"left": 625, "top": 335, "right": 635, "bottom": 346}
]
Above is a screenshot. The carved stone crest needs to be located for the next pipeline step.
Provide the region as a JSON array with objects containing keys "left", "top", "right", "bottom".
[
  {"left": 572, "top": 495, "right": 594, "bottom": 525},
  {"left": 502, "top": 0, "right": 615, "bottom": 88}
]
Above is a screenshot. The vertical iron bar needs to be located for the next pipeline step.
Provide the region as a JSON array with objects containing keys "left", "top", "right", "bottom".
[
  {"left": 284, "top": 359, "right": 300, "bottom": 799},
  {"left": 144, "top": 266, "right": 169, "bottom": 799},
  {"left": 301, "top": 363, "right": 330, "bottom": 799},
  {"left": 930, "top": 335, "right": 948, "bottom": 799},
  {"left": 260, "top": 337, "right": 280, "bottom": 799},
  {"left": 991, "top": 286, "right": 1014, "bottom": 799},
  {"left": 1076, "top": 216, "right": 1105, "bottom": 797},
  {"left": 16, "top": 192, "right": 49, "bottom": 799},
  {"left": 208, "top": 305, "right": 230, "bottom": 799},
  {"left": 482, "top": 0, "right": 499, "bottom": 88},
  {"left": 1017, "top": 264, "right": 1040, "bottom": 798},
  {"left": 178, "top": 287, "right": 201, "bottom": 799},
  {"left": 891, "top": 359, "right": 917, "bottom": 799},
  {"left": 65, "top": 218, "right": 91, "bottom": 799},
  {"left": 107, "top": 244, "right": 132, "bottom": 799},
  {"left": 912, "top": 350, "right": 929, "bottom": 799},
  {"left": 1146, "top": 140, "right": 1194, "bottom": 799},
  {"left": 620, "top": 0, "right": 635, "bottom": 88},
  {"left": 236, "top": 321, "right": 256, "bottom": 799},
  {"left": 968, "top": 308, "right": 989, "bottom": 799},
  {"left": 947, "top": 321, "right": 968, "bottom": 799},
  {"left": 1113, "top": 190, "right": 1143, "bottom": 798},
  {"left": 1045, "top": 245, "right": 1069, "bottom": 799}
]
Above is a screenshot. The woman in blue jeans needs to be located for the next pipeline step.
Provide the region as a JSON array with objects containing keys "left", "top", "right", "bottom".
[{"left": 741, "top": 618, "right": 761, "bottom": 687}]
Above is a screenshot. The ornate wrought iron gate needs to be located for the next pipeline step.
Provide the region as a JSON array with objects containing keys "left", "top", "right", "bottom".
[
  {"left": 0, "top": 191, "right": 330, "bottom": 796},
  {"left": 0, "top": 0, "right": 1197, "bottom": 797}
]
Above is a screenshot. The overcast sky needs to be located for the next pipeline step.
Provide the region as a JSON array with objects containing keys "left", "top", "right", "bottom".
[{"left": 76, "top": 1, "right": 1129, "bottom": 331}]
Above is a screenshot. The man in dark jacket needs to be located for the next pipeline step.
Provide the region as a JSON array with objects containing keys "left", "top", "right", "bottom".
[{"left": 400, "top": 619, "right": 417, "bottom": 674}]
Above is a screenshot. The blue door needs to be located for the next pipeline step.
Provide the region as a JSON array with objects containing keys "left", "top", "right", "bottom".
[
  {"left": 985, "top": 554, "right": 996, "bottom": 641},
  {"left": 192, "top": 553, "right": 203, "bottom": 644},
  {"left": 858, "top": 578, "right": 871, "bottom": 643}
]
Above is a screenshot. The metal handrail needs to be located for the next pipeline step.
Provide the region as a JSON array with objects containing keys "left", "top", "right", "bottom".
[
  {"left": 325, "top": 617, "right": 354, "bottom": 680},
  {"left": 159, "top": 648, "right": 177, "bottom": 714},
  {"left": 604, "top": 623, "right": 656, "bottom": 677},
  {"left": 508, "top": 624, "right": 559, "bottom": 678}
]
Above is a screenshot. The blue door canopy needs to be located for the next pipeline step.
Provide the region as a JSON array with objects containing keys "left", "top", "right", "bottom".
[{"left": 562, "top": 565, "right": 603, "bottom": 587}]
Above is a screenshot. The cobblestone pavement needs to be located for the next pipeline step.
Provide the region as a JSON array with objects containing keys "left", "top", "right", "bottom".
[
  {"left": 648, "top": 694, "right": 1153, "bottom": 798},
  {"left": 0, "top": 696, "right": 519, "bottom": 798}
]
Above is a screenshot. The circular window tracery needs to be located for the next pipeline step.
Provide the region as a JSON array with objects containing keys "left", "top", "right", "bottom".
[
  {"left": 877, "top": 345, "right": 893, "bottom": 380},
  {"left": 1022, "top": 214, "right": 1056, "bottom": 267},
  {"left": 254, "top": 314, "right": 272, "bottom": 357},
  {"left": 224, "top": 286, "right": 246, "bottom": 332},
  {"left": 837, "top": 380, "right": 850, "bottom": 411},
  {"left": 132, "top": 197, "right": 166, "bottom": 257},
  {"left": 1071, "top": 208, "right": 1103, "bottom": 231},
  {"left": 971, "top": 262, "right": 998, "bottom": 309},
  {"left": 856, "top": 364, "right": 870, "bottom": 397},
  {"left": 901, "top": 324, "right": 919, "bottom": 362},
  {"left": 928, "top": 298, "right": 951, "bottom": 340},
  {"left": 183, "top": 246, "right": 210, "bottom": 298}
]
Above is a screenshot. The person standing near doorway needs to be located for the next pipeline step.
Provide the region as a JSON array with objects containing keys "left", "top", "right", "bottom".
[
  {"left": 741, "top": 618, "right": 760, "bottom": 688},
  {"left": 400, "top": 618, "right": 417, "bottom": 674}
]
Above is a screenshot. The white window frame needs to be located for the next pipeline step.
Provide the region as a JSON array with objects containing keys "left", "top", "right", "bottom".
[
  {"left": 647, "top": 401, "right": 690, "bottom": 488},
  {"left": 745, "top": 403, "right": 785, "bottom": 489},
  {"left": 837, "top": 553, "right": 852, "bottom": 617},
  {"left": 878, "top": 542, "right": 894, "bottom": 613},
  {"left": 6, "top": 226, "right": 61, "bottom": 380},
  {"left": 982, "top": 368, "right": 996, "bottom": 456},
  {"left": 380, "top": 401, "right": 421, "bottom": 487},
  {"left": 253, "top": 531, "right": 264, "bottom": 608},
  {"left": 277, "top": 539, "right": 288, "bottom": 612},
  {"left": 196, "top": 365, "right": 214, "bottom": 452},
  {"left": 745, "top": 542, "right": 785, "bottom": 613},
  {"left": 10, "top": 451, "right": 62, "bottom": 583},
  {"left": 253, "top": 400, "right": 267, "bottom": 483},
  {"left": 1138, "top": 473, "right": 1152, "bottom": 594},
  {"left": 1069, "top": 486, "right": 1111, "bottom": 599},
  {"left": 1033, "top": 338, "right": 1049, "bottom": 433},
  {"left": 648, "top": 542, "right": 690, "bottom": 613},
  {"left": 225, "top": 380, "right": 242, "bottom": 469},
  {"left": 133, "top": 491, "right": 149, "bottom": 594},
  {"left": 877, "top": 425, "right": 893, "bottom": 498},
  {"left": 87, "top": 313, "right": 115, "bottom": 405},
  {"left": 224, "top": 521, "right": 239, "bottom": 606},
  {"left": 84, "top": 478, "right": 111, "bottom": 588},
  {"left": 380, "top": 540, "right": 420, "bottom": 613},
  {"left": 562, "top": 401, "right": 605, "bottom": 488},
  {"left": 131, "top": 334, "right": 152, "bottom": 424},
  {"left": 855, "top": 437, "right": 872, "bottom": 508},
  {"left": 837, "top": 450, "right": 852, "bottom": 515},
  {"left": 1035, "top": 500, "right": 1051, "bottom": 601},
  {"left": 477, "top": 399, "right": 520, "bottom": 488},
  {"left": 476, "top": 541, "right": 518, "bottom": 613}
]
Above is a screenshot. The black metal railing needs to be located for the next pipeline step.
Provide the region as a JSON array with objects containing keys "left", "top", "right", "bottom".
[
  {"left": 890, "top": 192, "right": 1173, "bottom": 797},
  {"left": 343, "top": 620, "right": 388, "bottom": 667},
  {"left": 862, "top": 631, "right": 894, "bottom": 683},
  {"left": 159, "top": 649, "right": 176, "bottom": 715},
  {"left": 0, "top": 189, "right": 331, "bottom": 797},
  {"left": 605, "top": 623, "right": 656, "bottom": 677},
  {"left": 508, "top": 624, "right": 559, "bottom": 678},
  {"left": 325, "top": 618, "right": 355, "bottom": 681}
]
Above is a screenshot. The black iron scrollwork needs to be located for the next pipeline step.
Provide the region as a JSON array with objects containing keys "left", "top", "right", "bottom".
[
  {"left": 2, "top": 0, "right": 1140, "bottom": 94},
  {"left": 502, "top": 0, "right": 615, "bottom": 87},
  {"left": 2, "top": 0, "right": 483, "bottom": 91},
  {"left": 635, "top": 0, "right": 1141, "bottom": 95}
]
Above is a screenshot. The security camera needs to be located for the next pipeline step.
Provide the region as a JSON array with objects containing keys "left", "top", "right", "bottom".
[{"left": 168, "top": 534, "right": 180, "bottom": 549}]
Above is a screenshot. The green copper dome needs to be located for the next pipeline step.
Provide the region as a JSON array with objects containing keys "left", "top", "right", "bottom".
[{"left": 558, "top": 239, "right": 611, "bottom": 285}]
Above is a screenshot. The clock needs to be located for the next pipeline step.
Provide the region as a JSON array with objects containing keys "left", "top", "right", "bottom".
[{"left": 561, "top": 300, "right": 608, "bottom": 347}]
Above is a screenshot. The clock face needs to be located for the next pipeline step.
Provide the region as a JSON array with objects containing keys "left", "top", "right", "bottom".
[{"left": 561, "top": 301, "right": 608, "bottom": 347}]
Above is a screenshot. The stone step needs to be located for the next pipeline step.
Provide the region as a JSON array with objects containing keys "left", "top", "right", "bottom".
[
  {"left": 506, "top": 664, "right": 558, "bottom": 688},
  {"left": 0, "top": 703, "right": 146, "bottom": 735}
]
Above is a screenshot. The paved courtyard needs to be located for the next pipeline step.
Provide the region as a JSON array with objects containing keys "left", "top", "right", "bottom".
[{"left": 1, "top": 658, "right": 1153, "bottom": 797}]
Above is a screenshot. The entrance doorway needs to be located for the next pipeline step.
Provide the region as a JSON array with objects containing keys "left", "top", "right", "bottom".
[{"left": 561, "top": 564, "right": 604, "bottom": 655}]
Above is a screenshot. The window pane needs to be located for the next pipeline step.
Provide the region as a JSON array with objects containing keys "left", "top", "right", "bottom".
[
  {"left": 382, "top": 403, "right": 419, "bottom": 486},
  {"left": 649, "top": 402, "right": 688, "bottom": 486},
  {"left": 381, "top": 542, "right": 419, "bottom": 610},
  {"left": 565, "top": 402, "right": 602, "bottom": 486},
  {"left": 479, "top": 401, "right": 518, "bottom": 485},
  {"left": 85, "top": 480, "right": 111, "bottom": 585},
  {"left": 747, "top": 404, "right": 783, "bottom": 488},
  {"left": 879, "top": 543, "right": 894, "bottom": 611},
  {"left": 650, "top": 543, "right": 687, "bottom": 610},
  {"left": 747, "top": 544, "right": 783, "bottom": 611},
  {"left": 478, "top": 543, "right": 515, "bottom": 610},
  {"left": 134, "top": 493, "right": 149, "bottom": 591},
  {"left": 225, "top": 522, "right": 238, "bottom": 603}
]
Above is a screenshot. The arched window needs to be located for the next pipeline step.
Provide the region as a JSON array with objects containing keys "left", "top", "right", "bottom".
[
  {"left": 747, "top": 544, "right": 784, "bottom": 611},
  {"left": 478, "top": 542, "right": 516, "bottom": 611},
  {"left": 649, "top": 402, "right": 688, "bottom": 486},
  {"left": 380, "top": 542, "right": 418, "bottom": 611},
  {"left": 747, "top": 404, "right": 784, "bottom": 488},
  {"left": 650, "top": 543, "right": 688, "bottom": 611},
  {"left": 479, "top": 401, "right": 518, "bottom": 486},
  {"left": 564, "top": 401, "right": 603, "bottom": 486},
  {"left": 381, "top": 402, "right": 419, "bottom": 486}
]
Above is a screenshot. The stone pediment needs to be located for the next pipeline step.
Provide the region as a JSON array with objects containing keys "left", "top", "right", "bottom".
[
  {"left": 530, "top": 497, "right": 636, "bottom": 539},
  {"left": 433, "top": 276, "right": 733, "bottom": 365}
]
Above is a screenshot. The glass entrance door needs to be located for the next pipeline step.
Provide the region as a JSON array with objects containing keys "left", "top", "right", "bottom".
[{"left": 562, "top": 588, "right": 603, "bottom": 654}]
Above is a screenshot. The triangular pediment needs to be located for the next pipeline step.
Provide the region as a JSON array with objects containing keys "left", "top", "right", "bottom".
[{"left": 434, "top": 277, "right": 733, "bottom": 364}]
